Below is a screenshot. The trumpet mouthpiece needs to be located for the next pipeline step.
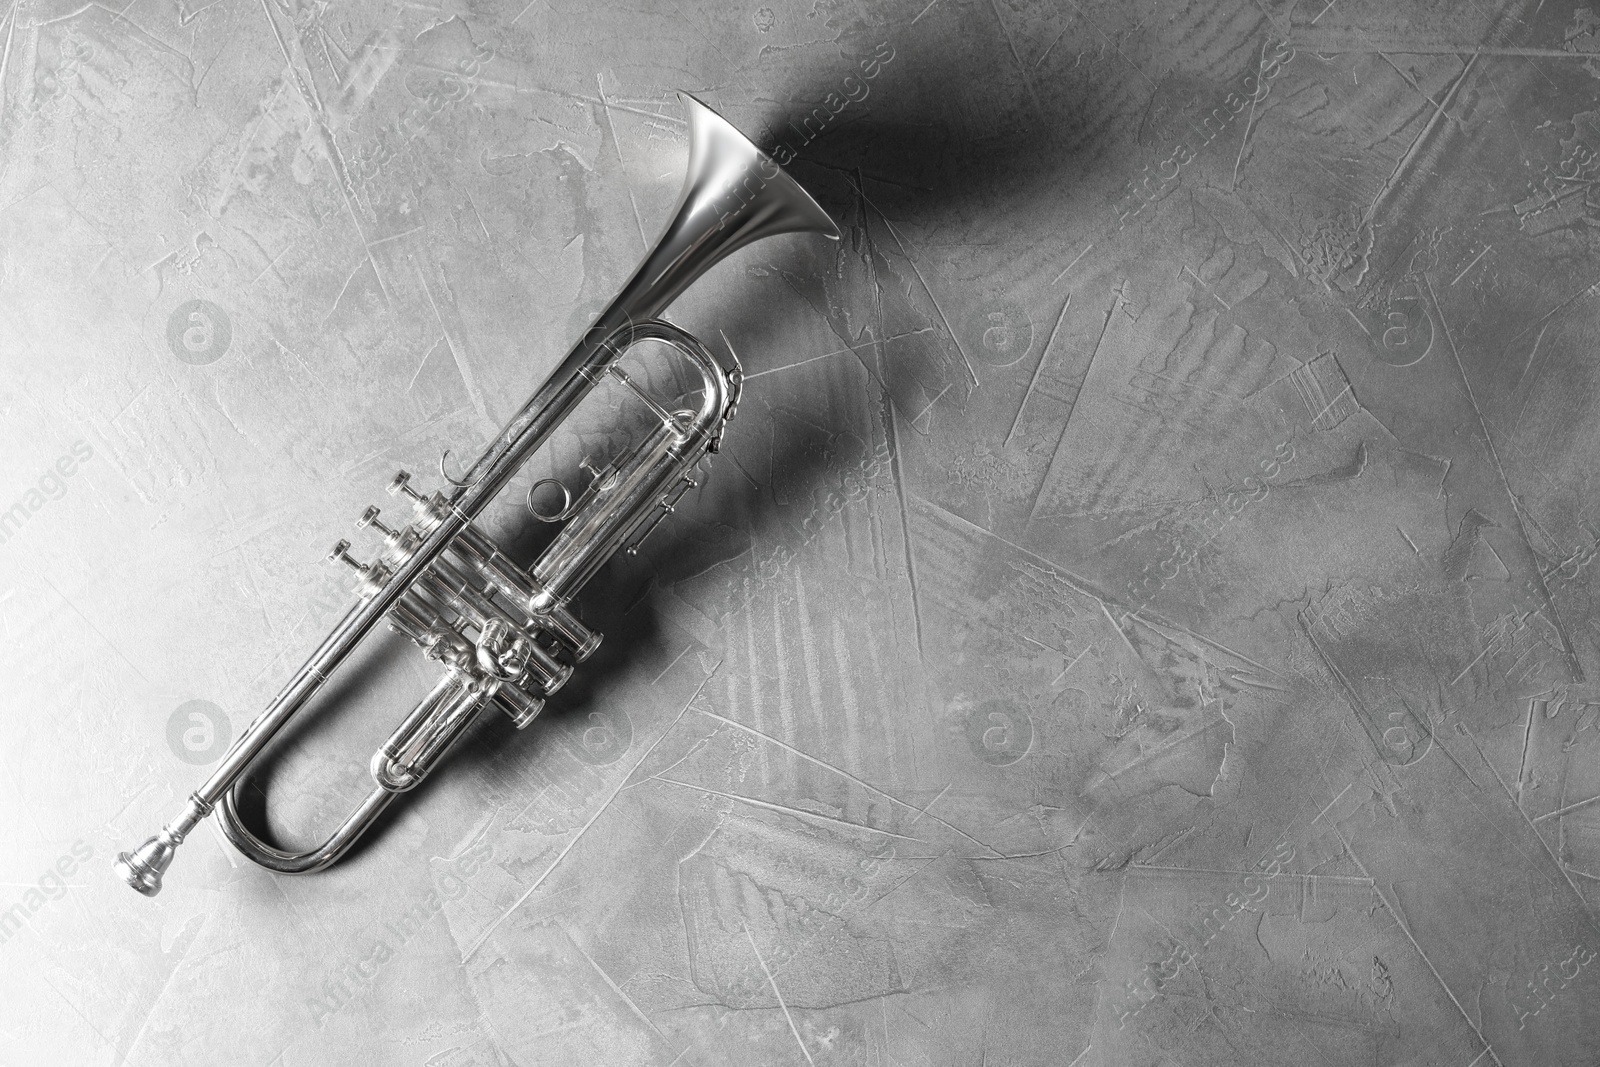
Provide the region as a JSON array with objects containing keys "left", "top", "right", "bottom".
[{"left": 115, "top": 835, "right": 177, "bottom": 897}]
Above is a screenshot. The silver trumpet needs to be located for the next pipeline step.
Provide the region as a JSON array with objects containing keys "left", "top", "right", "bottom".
[{"left": 117, "top": 94, "right": 840, "bottom": 895}]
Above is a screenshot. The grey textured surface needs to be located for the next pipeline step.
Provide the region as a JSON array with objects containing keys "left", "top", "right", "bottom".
[{"left": 4, "top": 0, "right": 1600, "bottom": 1063}]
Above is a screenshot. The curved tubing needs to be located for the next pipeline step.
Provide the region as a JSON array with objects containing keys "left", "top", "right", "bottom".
[{"left": 216, "top": 784, "right": 396, "bottom": 875}]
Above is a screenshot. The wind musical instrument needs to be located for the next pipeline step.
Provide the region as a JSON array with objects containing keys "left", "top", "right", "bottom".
[{"left": 116, "top": 94, "right": 840, "bottom": 895}]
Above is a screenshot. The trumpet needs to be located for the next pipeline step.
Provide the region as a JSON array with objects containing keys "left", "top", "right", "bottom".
[{"left": 116, "top": 94, "right": 840, "bottom": 895}]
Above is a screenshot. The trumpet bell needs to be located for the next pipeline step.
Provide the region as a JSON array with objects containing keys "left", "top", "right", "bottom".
[{"left": 649, "top": 93, "right": 841, "bottom": 289}]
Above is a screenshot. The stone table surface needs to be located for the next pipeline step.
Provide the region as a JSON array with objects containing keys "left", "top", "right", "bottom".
[{"left": 3, "top": 0, "right": 1600, "bottom": 1064}]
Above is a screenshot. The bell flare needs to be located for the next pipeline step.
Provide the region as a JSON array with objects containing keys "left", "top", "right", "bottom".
[{"left": 677, "top": 92, "right": 842, "bottom": 246}]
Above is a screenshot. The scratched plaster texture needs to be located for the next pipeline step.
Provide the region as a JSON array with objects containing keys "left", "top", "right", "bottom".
[{"left": 3, "top": 0, "right": 1600, "bottom": 1063}]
